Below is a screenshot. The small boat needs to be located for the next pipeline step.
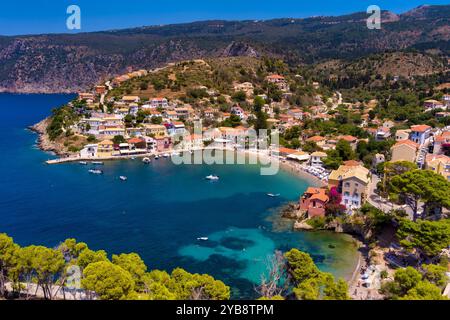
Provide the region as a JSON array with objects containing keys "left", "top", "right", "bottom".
[
  {"left": 206, "top": 175, "right": 220, "bottom": 181},
  {"left": 119, "top": 176, "right": 128, "bottom": 181},
  {"left": 92, "top": 161, "right": 104, "bottom": 165},
  {"left": 88, "top": 169, "right": 103, "bottom": 175},
  {"left": 142, "top": 157, "right": 151, "bottom": 164},
  {"left": 328, "top": 244, "right": 336, "bottom": 249},
  {"left": 197, "top": 237, "right": 209, "bottom": 241},
  {"left": 267, "top": 193, "right": 280, "bottom": 197},
  {"left": 130, "top": 156, "right": 136, "bottom": 160},
  {"left": 79, "top": 161, "right": 88, "bottom": 165},
  {"left": 163, "top": 153, "right": 170, "bottom": 158},
  {"left": 154, "top": 155, "right": 160, "bottom": 160}
]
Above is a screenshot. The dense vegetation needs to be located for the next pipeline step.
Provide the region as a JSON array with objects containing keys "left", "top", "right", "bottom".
[{"left": 0, "top": 234, "right": 230, "bottom": 300}]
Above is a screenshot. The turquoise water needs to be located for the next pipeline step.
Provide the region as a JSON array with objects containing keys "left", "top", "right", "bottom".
[{"left": 0, "top": 93, "right": 359, "bottom": 299}]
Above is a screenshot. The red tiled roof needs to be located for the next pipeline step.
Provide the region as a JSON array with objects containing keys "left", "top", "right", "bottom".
[
  {"left": 338, "top": 135, "right": 358, "bottom": 142},
  {"left": 343, "top": 160, "right": 361, "bottom": 167},
  {"left": 128, "top": 138, "right": 144, "bottom": 144},
  {"left": 278, "top": 147, "right": 298, "bottom": 154},
  {"left": 267, "top": 74, "right": 285, "bottom": 79},
  {"left": 393, "top": 140, "right": 419, "bottom": 149},
  {"left": 411, "top": 125, "right": 431, "bottom": 133},
  {"left": 307, "top": 136, "right": 325, "bottom": 142}
]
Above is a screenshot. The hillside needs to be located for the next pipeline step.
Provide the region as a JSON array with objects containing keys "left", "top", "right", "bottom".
[
  {"left": 107, "top": 57, "right": 265, "bottom": 100},
  {"left": 0, "top": 5, "right": 449, "bottom": 93},
  {"left": 314, "top": 52, "right": 448, "bottom": 78}
]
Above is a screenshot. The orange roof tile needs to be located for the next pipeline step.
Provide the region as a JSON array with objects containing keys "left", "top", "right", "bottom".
[
  {"left": 393, "top": 140, "right": 419, "bottom": 149},
  {"left": 278, "top": 147, "right": 298, "bottom": 154},
  {"left": 343, "top": 160, "right": 361, "bottom": 167},
  {"left": 411, "top": 125, "right": 431, "bottom": 133},
  {"left": 338, "top": 135, "right": 358, "bottom": 142},
  {"left": 307, "top": 136, "right": 325, "bottom": 142}
]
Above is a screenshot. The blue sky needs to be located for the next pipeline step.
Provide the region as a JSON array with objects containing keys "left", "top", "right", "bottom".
[{"left": 0, "top": 0, "right": 448, "bottom": 36}]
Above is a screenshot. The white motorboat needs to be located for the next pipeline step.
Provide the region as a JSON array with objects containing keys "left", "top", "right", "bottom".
[
  {"left": 154, "top": 155, "right": 160, "bottom": 160},
  {"left": 163, "top": 153, "right": 170, "bottom": 158},
  {"left": 79, "top": 161, "right": 88, "bottom": 165},
  {"left": 142, "top": 157, "right": 151, "bottom": 164},
  {"left": 92, "top": 161, "right": 104, "bottom": 165},
  {"left": 89, "top": 169, "right": 103, "bottom": 175},
  {"left": 119, "top": 176, "right": 128, "bottom": 181},
  {"left": 197, "top": 237, "right": 209, "bottom": 241},
  {"left": 206, "top": 175, "right": 220, "bottom": 181}
]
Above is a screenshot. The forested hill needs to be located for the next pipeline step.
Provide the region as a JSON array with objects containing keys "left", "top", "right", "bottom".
[{"left": 0, "top": 4, "right": 449, "bottom": 93}]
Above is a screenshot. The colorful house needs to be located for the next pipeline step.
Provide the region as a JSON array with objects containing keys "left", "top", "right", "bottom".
[
  {"left": 97, "top": 140, "right": 115, "bottom": 158},
  {"left": 425, "top": 154, "right": 450, "bottom": 181},
  {"left": 410, "top": 125, "right": 432, "bottom": 145},
  {"left": 328, "top": 164, "right": 371, "bottom": 210},
  {"left": 155, "top": 136, "right": 172, "bottom": 152},
  {"left": 299, "top": 187, "right": 329, "bottom": 218},
  {"left": 144, "top": 124, "right": 167, "bottom": 138},
  {"left": 391, "top": 140, "right": 419, "bottom": 163}
]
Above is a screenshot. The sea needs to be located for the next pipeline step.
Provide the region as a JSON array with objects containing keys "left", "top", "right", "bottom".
[{"left": 0, "top": 93, "right": 359, "bottom": 299}]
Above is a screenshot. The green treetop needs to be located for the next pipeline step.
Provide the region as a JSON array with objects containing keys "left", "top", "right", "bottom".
[{"left": 82, "top": 261, "right": 135, "bottom": 300}]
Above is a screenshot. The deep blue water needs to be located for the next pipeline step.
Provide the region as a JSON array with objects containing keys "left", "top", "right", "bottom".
[{"left": 0, "top": 93, "right": 359, "bottom": 299}]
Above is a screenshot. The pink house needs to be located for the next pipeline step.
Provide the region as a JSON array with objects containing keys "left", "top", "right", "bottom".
[
  {"left": 155, "top": 137, "right": 172, "bottom": 152},
  {"left": 299, "top": 187, "right": 329, "bottom": 219}
]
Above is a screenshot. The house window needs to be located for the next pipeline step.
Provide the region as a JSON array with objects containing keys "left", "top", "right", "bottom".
[
  {"left": 345, "top": 182, "right": 350, "bottom": 188},
  {"left": 344, "top": 192, "right": 350, "bottom": 197}
]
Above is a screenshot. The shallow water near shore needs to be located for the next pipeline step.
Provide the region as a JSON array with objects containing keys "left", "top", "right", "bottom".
[{"left": 0, "top": 93, "right": 360, "bottom": 299}]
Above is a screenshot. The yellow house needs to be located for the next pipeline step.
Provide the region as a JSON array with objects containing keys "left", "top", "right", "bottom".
[
  {"left": 121, "top": 95, "right": 141, "bottom": 103},
  {"left": 328, "top": 164, "right": 371, "bottom": 210},
  {"left": 425, "top": 154, "right": 450, "bottom": 181},
  {"left": 390, "top": 140, "right": 419, "bottom": 163},
  {"left": 144, "top": 124, "right": 167, "bottom": 138},
  {"left": 97, "top": 140, "right": 115, "bottom": 158}
]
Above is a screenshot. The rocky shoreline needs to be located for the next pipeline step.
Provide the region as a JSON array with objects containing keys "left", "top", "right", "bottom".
[{"left": 28, "top": 118, "right": 71, "bottom": 157}]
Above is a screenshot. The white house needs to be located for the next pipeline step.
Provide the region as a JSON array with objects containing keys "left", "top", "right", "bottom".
[
  {"left": 310, "top": 152, "right": 327, "bottom": 167},
  {"left": 231, "top": 105, "right": 246, "bottom": 120},
  {"left": 151, "top": 98, "right": 169, "bottom": 109},
  {"left": 80, "top": 144, "right": 98, "bottom": 158}
]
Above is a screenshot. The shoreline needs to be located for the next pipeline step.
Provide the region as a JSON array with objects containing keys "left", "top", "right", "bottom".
[{"left": 29, "top": 123, "right": 362, "bottom": 293}]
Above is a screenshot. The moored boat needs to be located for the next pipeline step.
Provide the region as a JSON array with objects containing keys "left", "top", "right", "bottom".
[
  {"left": 88, "top": 169, "right": 103, "bottom": 175},
  {"left": 119, "top": 176, "right": 128, "bottom": 181},
  {"left": 92, "top": 161, "right": 104, "bottom": 165},
  {"left": 79, "top": 161, "right": 88, "bottom": 165},
  {"left": 206, "top": 175, "right": 219, "bottom": 181},
  {"left": 267, "top": 193, "right": 280, "bottom": 197},
  {"left": 142, "top": 157, "right": 151, "bottom": 164}
]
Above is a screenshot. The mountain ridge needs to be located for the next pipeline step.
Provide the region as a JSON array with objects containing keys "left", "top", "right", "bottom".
[{"left": 0, "top": 5, "right": 448, "bottom": 93}]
